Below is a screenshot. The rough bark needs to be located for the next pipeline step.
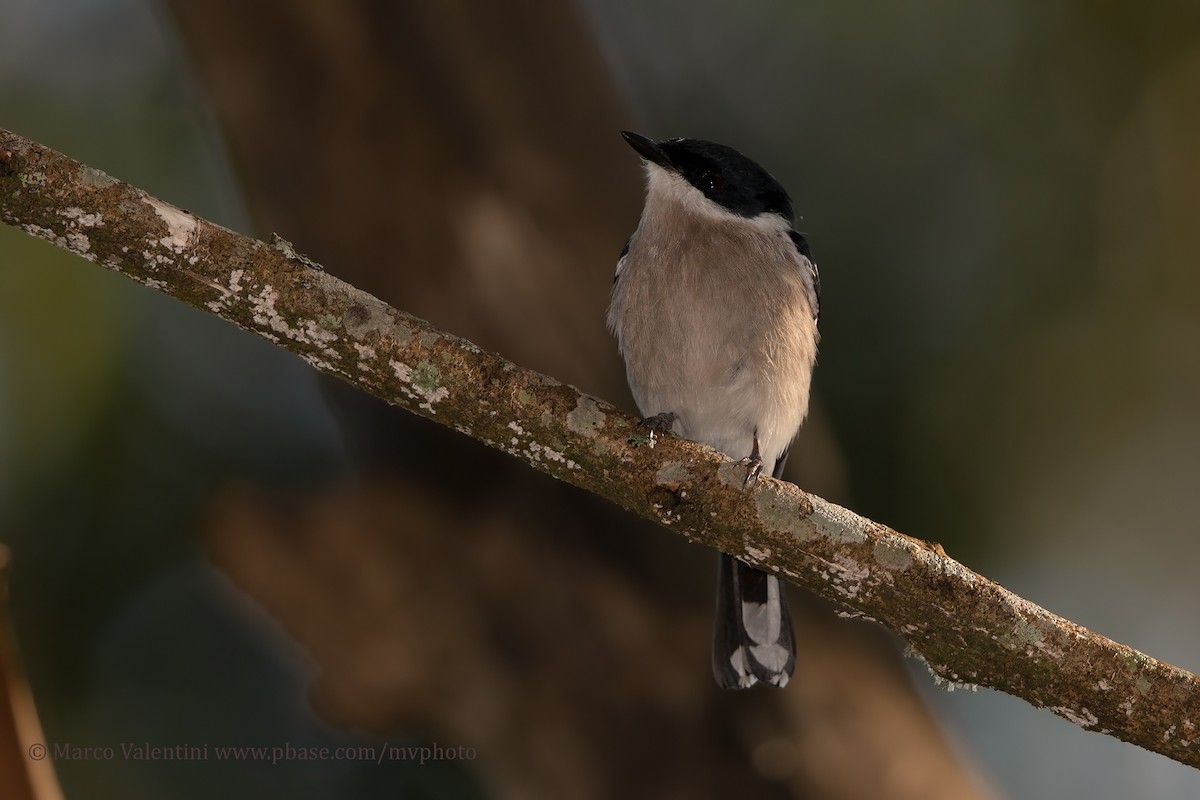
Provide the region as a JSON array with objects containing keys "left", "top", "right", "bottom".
[{"left": 3, "top": 128, "right": 1198, "bottom": 770}]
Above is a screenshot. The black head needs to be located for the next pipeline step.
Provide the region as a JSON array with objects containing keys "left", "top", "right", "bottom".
[{"left": 621, "top": 131, "right": 794, "bottom": 222}]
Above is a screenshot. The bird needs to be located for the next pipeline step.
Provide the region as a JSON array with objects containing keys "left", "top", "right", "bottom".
[{"left": 607, "top": 131, "right": 820, "bottom": 688}]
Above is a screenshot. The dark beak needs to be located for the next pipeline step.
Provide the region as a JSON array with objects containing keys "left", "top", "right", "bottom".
[{"left": 621, "top": 131, "right": 671, "bottom": 169}]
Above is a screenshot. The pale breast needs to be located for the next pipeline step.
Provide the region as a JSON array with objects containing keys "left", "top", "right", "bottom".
[{"left": 609, "top": 205, "right": 818, "bottom": 468}]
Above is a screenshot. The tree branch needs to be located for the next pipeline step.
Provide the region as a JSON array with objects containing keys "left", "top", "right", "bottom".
[{"left": 2, "top": 127, "right": 1197, "bottom": 769}]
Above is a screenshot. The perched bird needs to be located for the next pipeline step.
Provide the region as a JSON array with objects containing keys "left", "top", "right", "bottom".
[{"left": 608, "top": 131, "right": 820, "bottom": 688}]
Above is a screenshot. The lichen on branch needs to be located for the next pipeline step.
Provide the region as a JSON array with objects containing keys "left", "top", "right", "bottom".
[{"left": 2, "top": 127, "right": 1199, "bottom": 769}]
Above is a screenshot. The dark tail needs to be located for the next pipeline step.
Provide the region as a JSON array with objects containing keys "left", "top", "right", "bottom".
[
  {"left": 712, "top": 446, "right": 796, "bottom": 689},
  {"left": 712, "top": 554, "right": 796, "bottom": 688}
]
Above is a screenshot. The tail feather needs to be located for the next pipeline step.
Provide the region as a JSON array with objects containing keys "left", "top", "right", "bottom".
[
  {"left": 713, "top": 554, "right": 796, "bottom": 688},
  {"left": 712, "top": 446, "right": 796, "bottom": 689}
]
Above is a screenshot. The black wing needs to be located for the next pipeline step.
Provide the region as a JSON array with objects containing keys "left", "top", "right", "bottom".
[
  {"left": 614, "top": 239, "right": 630, "bottom": 286},
  {"left": 772, "top": 444, "right": 790, "bottom": 480},
  {"left": 788, "top": 230, "right": 820, "bottom": 325}
]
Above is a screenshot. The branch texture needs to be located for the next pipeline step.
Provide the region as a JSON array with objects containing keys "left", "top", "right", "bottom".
[{"left": 2, "top": 127, "right": 1198, "bottom": 768}]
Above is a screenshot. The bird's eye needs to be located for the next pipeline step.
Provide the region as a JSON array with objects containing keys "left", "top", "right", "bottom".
[{"left": 701, "top": 171, "right": 723, "bottom": 194}]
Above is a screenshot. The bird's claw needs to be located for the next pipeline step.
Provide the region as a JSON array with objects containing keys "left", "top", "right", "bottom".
[
  {"left": 637, "top": 412, "right": 678, "bottom": 448},
  {"left": 735, "top": 453, "right": 764, "bottom": 486},
  {"left": 737, "top": 431, "right": 765, "bottom": 486}
]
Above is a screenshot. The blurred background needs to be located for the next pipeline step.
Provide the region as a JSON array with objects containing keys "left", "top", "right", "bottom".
[{"left": 2, "top": 0, "right": 1199, "bottom": 797}]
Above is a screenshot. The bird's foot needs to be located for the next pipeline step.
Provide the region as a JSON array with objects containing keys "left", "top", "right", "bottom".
[
  {"left": 637, "top": 412, "right": 678, "bottom": 447},
  {"left": 735, "top": 431, "right": 764, "bottom": 486},
  {"left": 735, "top": 453, "right": 764, "bottom": 486}
]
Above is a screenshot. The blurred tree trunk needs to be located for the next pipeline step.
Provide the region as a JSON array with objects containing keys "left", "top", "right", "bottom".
[{"left": 166, "top": 1, "right": 996, "bottom": 797}]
